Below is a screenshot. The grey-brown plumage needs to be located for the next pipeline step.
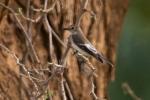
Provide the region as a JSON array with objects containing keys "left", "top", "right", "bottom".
[{"left": 64, "top": 26, "right": 113, "bottom": 67}]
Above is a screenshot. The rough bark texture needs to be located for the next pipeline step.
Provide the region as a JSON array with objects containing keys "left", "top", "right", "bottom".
[{"left": 0, "top": 0, "right": 128, "bottom": 100}]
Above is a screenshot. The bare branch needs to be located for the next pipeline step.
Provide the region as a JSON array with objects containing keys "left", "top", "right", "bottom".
[
  {"left": 43, "top": 0, "right": 66, "bottom": 48},
  {"left": 60, "top": 40, "right": 71, "bottom": 65},
  {"left": 60, "top": 74, "right": 67, "bottom": 100},
  {"left": 0, "top": 44, "right": 39, "bottom": 92},
  {"left": 64, "top": 79, "right": 74, "bottom": 100},
  {"left": 122, "top": 82, "right": 142, "bottom": 100},
  {"left": 20, "top": 73, "right": 45, "bottom": 82},
  {"left": 24, "top": 0, "right": 34, "bottom": 63},
  {"left": 73, "top": 0, "right": 97, "bottom": 28},
  {"left": 18, "top": 9, "right": 42, "bottom": 23},
  {"left": 31, "top": 1, "right": 57, "bottom": 13},
  {"left": 47, "top": 62, "right": 63, "bottom": 68},
  {"left": 43, "top": 0, "right": 57, "bottom": 62},
  {"left": 0, "top": 3, "right": 40, "bottom": 63},
  {"left": 26, "top": 0, "right": 30, "bottom": 20},
  {"left": 90, "top": 78, "right": 99, "bottom": 100},
  {"left": 17, "top": 2, "right": 66, "bottom": 48}
]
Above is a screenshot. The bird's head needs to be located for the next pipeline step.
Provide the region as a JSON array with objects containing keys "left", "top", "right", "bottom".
[{"left": 63, "top": 25, "right": 77, "bottom": 33}]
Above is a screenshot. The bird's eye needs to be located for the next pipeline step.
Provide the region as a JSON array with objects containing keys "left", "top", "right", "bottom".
[{"left": 71, "top": 26, "right": 74, "bottom": 29}]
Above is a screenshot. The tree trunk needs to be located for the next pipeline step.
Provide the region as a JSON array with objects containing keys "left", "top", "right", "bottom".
[{"left": 0, "top": 0, "right": 128, "bottom": 100}]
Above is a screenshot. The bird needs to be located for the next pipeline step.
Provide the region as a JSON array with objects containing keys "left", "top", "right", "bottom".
[{"left": 64, "top": 25, "right": 113, "bottom": 67}]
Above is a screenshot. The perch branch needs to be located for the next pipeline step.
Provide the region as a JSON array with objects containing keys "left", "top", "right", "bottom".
[{"left": 76, "top": 53, "right": 96, "bottom": 71}]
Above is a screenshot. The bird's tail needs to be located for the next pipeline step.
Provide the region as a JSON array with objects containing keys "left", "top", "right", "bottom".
[{"left": 96, "top": 53, "right": 114, "bottom": 67}]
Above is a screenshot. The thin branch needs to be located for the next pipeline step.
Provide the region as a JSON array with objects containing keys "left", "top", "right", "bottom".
[
  {"left": 18, "top": 3, "right": 66, "bottom": 48},
  {"left": 60, "top": 74, "right": 67, "bottom": 100},
  {"left": 64, "top": 79, "right": 74, "bottom": 100},
  {"left": 47, "top": 62, "right": 63, "bottom": 68},
  {"left": 0, "top": 3, "right": 40, "bottom": 63},
  {"left": 43, "top": 0, "right": 66, "bottom": 48},
  {"left": 51, "top": 27, "right": 66, "bottom": 48},
  {"left": 90, "top": 78, "right": 99, "bottom": 100},
  {"left": 97, "top": 0, "right": 103, "bottom": 23},
  {"left": 60, "top": 40, "right": 71, "bottom": 65},
  {"left": 29, "top": 68, "right": 51, "bottom": 73},
  {"left": 74, "top": 0, "right": 96, "bottom": 28},
  {"left": 19, "top": 9, "right": 42, "bottom": 23},
  {"left": 75, "top": 52, "right": 98, "bottom": 99},
  {"left": 31, "top": 1, "right": 57, "bottom": 13},
  {"left": 0, "top": 44, "right": 39, "bottom": 92},
  {"left": 75, "top": 0, "right": 89, "bottom": 27},
  {"left": 43, "top": 0, "right": 57, "bottom": 62},
  {"left": 122, "top": 82, "right": 142, "bottom": 100},
  {"left": 24, "top": 0, "right": 34, "bottom": 63},
  {"left": 26, "top": 0, "right": 30, "bottom": 20},
  {"left": 36, "top": 63, "right": 67, "bottom": 99},
  {"left": 20, "top": 73, "right": 45, "bottom": 82}
]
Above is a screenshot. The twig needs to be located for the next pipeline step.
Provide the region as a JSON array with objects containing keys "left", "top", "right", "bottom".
[
  {"left": 29, "top": 68, "right": 51, "bottom": 73},
  {"left": 31, "top": 1, "right": 57, "bottom": 13},
  {"left": 0, "top": 3, "right": 40, "bottom": 63},
  {"left": 26, "top": 0, "right": 30, "bottom": 21},
  {"left": 90, "top": 78, "right": 99, "bottom": 100},
  {"left": 36, "top": 75, "right": 54, "bottom": 99},
  {"left": 20, "top": 73, "right": 45, "bottom": 82},
  {"left": 122, "top": 82, "right": 142, "bottom": 100},
  {"left": 75, "top": 0, "right": 89, "bottom": 27},
  {"left": 96, "top": 0, "right": 103, "bottom": 25},
  {"left": 47, "top": 62, "right": 63, "bottom": 68},
  {"left": 18, "top": 3, "right": 66, "bottom": 48},
  {"left": 42, "top": 0, "right": 66, "bottom": 48},
  {"left": 56, "top": 33, "right": 72, "bottom": 100},
  {"left": 64, "top": 79, "right": 74, "bottom": 100},
  {"left": 24, "top": 0, "right": 34, "bottom": 63},
  {"left": 19, "top": 9, "right": 42, "bottom": 23},
  {"left": 51, "top": 26, "right": 66, "bottom": 48},
  {"left": 60, "top": 74, "right": 67, "bottom": 100},
  {"left": 43, "top": 0, "right": 57, "bottom": 62},
  {"left": 74, "top": 0, "right": 96, "bottom": 28},
  {"left": 0, "top": 44, "right": 39, "bottom": 92},
  {"left": 60, "top": 38, "right": 71, "bottom": 65},
  {"left": 75, "top": 51, "right": 98, "bottom": 99}
]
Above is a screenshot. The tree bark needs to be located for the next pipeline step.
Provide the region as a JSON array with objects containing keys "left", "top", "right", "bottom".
[{"left": 0, "top": 0, "right": 128, "bottom": 100}]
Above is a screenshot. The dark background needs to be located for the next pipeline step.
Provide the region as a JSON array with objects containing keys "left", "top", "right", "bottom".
[{"left": 109, "top": 0, "right": 150, "bottom": 100}]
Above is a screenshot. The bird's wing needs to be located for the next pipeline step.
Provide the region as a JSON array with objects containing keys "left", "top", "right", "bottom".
[
  {"left": 78, "top": 43, "right": 104, "bottom": 61},
  {"left": 78, "top": 43, "right": 98, "bottom": 56}
]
